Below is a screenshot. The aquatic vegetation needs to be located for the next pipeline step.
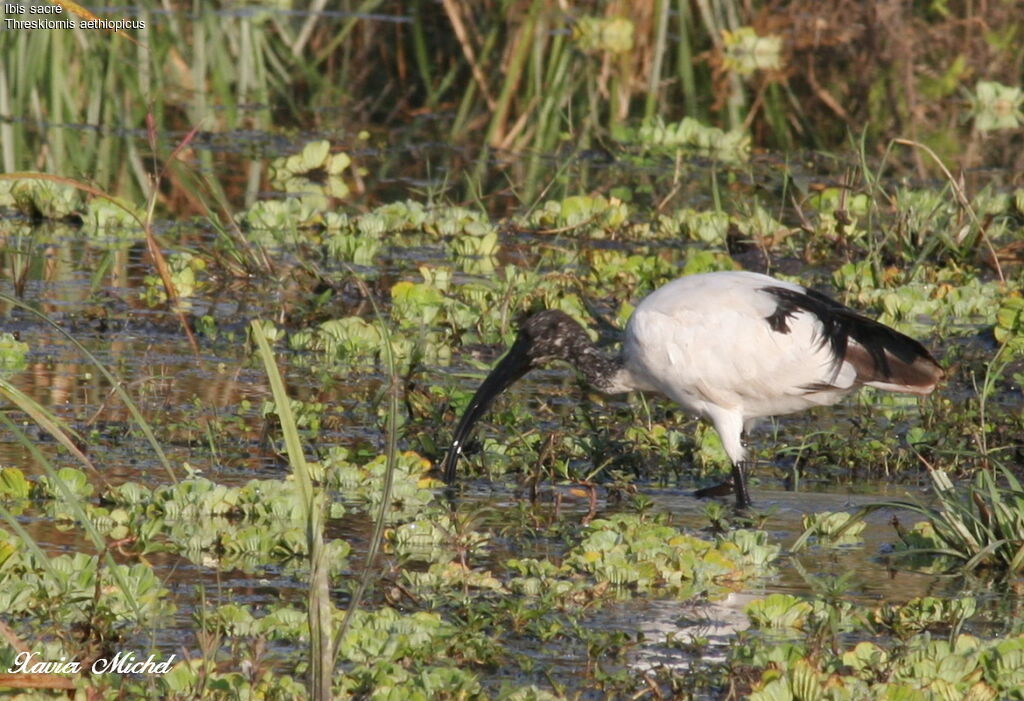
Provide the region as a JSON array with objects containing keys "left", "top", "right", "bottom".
[
  {"left": 564, "top": 513, "right": 775, "bottom": 596},
  {"left": 74, "top": 474, "right": 351, "bottom": 573},
  {"left": 585, "top": 250, "right": 678, "bottom": 300},
  {"left": 734, "top": 593, "right": 1024, "bottom": 700},
  {"left": 141, "top": 251, "right": 206, "bottom": 309},
  {"left": 995, "top": 296, "right": 1024, "bottom": 351},
  {"left": 796, "top": 511, "right": 866, "bottom": 549},
  {"left": 323, "top": 448, "right": 436, "bottom": 522},
  {"left": 388, "top": 513, "right": 488, "bottom": 565},
  {"left": 391, "top": 280, "right": 447, "bottom": 328},
  {"left": 261, "top": 397, "right": 328, "bottom": 436},
  {"left": 428, "top": 206, "right": 493, "bottom": 238},
  {"left": 290, "top": 316, "right": 384, "bottom": 359},
  {"left": 5, "top": 176, "right": 79, "bottom": 219},
  {"left": 662, "top": 207, "right": 732, "bottom": 245},
  {"left": 528, "top": 195, "right": 629, "bottom": 238},
  {"left": 448, "top": 225, "right": 499, "bottom": 273},
  {"left": 885, "top": 464, "right": 1024, "bottom": 575},
  {"left": 80, "top": 196, "right": 145, "bottom": 244},
  {"left": 402, "top": 562, "right": 506, "bottom": 600},
  {"left": 744, "top": 593, "right": 814, "bottom": 630},
  {"left": 269, "top": 140, "right": 352, "bottom": 208},
  {"left": 323, "top": 227, "right": 381, "bottom": 265},
  {"left": 969, "top": 80, "right": 1024, "bottom": 131},
  {"left": 870, "top": 596, "right": 977, "bottom": 640},
  {"left": 229, "top": 606, "right": 483, "bottom": 698},
  {"left": 0, "top": 466, "right": 31, "bottom": 500},
  {"left": 0, "top": 332, "right": 28, "bottom": 369},
  {"left": 831, "top": 262, "right": 1008, "bottom": 335},
  {"left": 238, "top": 198, "right": 323, "bottom": 241},
  {"left": 631, "top": 117, "right": 750, "bottom": 163},
  {"left": 745, "top": 631, "right": 1024, "bottom": 700},
  {"left": 721, "top": 27, "right": 784, "bottom": 76},
  {"left": 36, "top": 467, "right": 94, "bottom": 500},
  {"left": 0, "top": 528, "right": 173, "bottom": 634},
  {"left": 161, "top": 658, "right": 306, "bottom": 700}
]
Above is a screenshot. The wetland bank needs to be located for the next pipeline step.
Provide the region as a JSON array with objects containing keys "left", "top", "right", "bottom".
[{"left": 1, "top": 1, "right": 1023, "bottom": 699}]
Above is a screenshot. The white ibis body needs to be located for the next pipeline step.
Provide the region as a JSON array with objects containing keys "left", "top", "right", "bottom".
[{"left": 442, "top": 270, "right": 943, "bottom": 508}]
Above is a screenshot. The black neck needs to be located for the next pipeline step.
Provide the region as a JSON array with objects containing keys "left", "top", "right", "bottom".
[{"left": 575, "top": 344, "right": 625, "bottom": 393}]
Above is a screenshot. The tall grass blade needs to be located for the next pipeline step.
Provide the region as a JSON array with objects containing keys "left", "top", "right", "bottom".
[
  {"left": 250, "top": 321, "right": 333, "bottom": 700},
  {"left": 645, "top": 0, "right": 671, "bottom": 121},
  {"left": 0, "top": 62, "right": 13, "bottom": 172},
  {"left": 486, "top": 0, "right": 540, "bottom": 148}
]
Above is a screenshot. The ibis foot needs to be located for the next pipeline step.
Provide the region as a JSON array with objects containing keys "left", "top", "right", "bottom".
[{"left": 693, "top": 461, "right": 753, "bottom": 509}]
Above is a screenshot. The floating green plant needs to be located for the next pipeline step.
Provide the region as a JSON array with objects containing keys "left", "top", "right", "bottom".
[
  {"left": 0, "top": 332, "right": 28, "bottom": 369},
  {"left": 269, "top": 140, "right": 352, "bottom": 208},
  {"left": 6, "top": 176, "right": 80, "bottom": 219},
  {"left": 391, "top": 280, "right": 446, "bottom": 328},
  {"left": 721, "top": 27, "right": 784, "bottom": 76},
  {"left": 324, "top": 227, "right": 381, "bottom": 265},
  {"left": 870, "top": 596, "right": 977, "bottom": 640},
  {"left": 745, "top": 593, "right": 814, "bottom": 630},
  {"left": 529, "top": 195, "right": 629, "bottom": 238},
  {"left": 0, "top": 528, "right": 174, "bottom": 631},
  {"left": 631, "top": 117, "right": 750, "bottom": 163},
  {"left": 796, "top": 511, "right": 866, "bottom": 548},
  {"left": 740, "top": 594, "right": 1024, "bottom": 700},
  {"left": 0, "top": 466, "right": 31, "bottom": 500},
  {"left": 238, "top": 198, "right": 323, "bottom": 242},
  {"left": 323, "top": 448, "right": 436, "bottom": 522},
  {"left": 91, "top": 475, "right": 351, "bottom": 573},
  {"left": 388, "top": 513, "right": 490, "bottom": 565},
  {"left": 969, "top": 80, "right": 1024, "bottom": 131},
  {"left": 995, "top": 296, "right": 1024, "bottom": 352},
  {"left": 141, "top": 251, "right": 206, "bottom": 310},
  {"left": 81, "top": 196, "right": 144, "bottom": 243},
  {"left": 565, "top": 513, "right": 775, "bottom": 596}
]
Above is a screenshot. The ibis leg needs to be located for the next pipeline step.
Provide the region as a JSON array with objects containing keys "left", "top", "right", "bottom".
[{"left": 732, "top": 460, "right": 752, "bottom": 509}]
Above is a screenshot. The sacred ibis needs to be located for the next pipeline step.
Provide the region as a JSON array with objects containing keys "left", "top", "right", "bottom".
[{"left": 442, "top": 270, "right": 943, "bottom": 508}]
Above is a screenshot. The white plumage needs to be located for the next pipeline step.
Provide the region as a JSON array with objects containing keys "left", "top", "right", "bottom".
[{"left": 443, "top": 270, "right": 943, "bottom": 508}]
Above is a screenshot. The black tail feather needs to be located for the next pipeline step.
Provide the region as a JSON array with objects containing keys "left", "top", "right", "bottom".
[{"left": 764, "top": 286, "right": 943, "bottom": 392}]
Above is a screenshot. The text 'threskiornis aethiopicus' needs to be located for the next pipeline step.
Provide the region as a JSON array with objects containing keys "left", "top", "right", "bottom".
[{"left": 442, "top": 270, "right": 944, "bottom": 508}]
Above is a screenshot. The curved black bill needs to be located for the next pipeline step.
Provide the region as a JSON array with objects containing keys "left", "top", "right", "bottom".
[{"left": 442, "top": 333, "right": 533, "bottom": 484}]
